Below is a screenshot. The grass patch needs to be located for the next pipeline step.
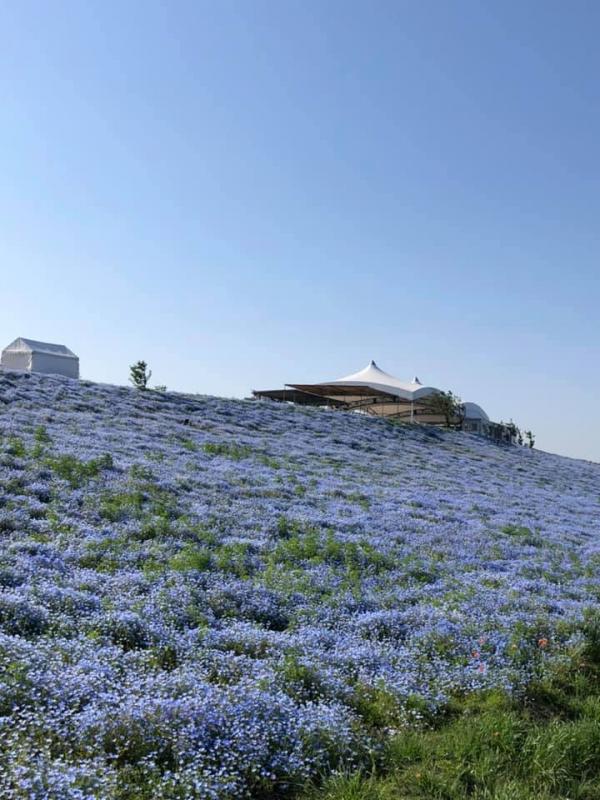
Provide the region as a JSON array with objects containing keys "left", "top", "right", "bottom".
[
  {"left": 46, "top": 453, "right": 113, "bottom": 488},
  {"left": 169, "top": 543, "right": 212, "bottom": 572},
  {"left": 278, "top": 653, "right": 325, "bottom": 702},
  {"left": 269, "top": 527, "right": 395, "bottom": 580},
  {"left": 298, "top": 618, "right": 600, "bottom": 800},
  {"left": 203, "top": 441, "right": 253, "bottom": 460},
  {"left": 214, "top": 541, "right": 255, "bottom": 578},
  {"left": 98, "top": 490, "right": 146, "bottom": 522},
  {"left": 98, "top": 482, "right": 178, "bottom": 529},
  {"left": 6, "top": 437, "right": 26, "bottom": 458},
  {"left": 501, "top": 524, "right": 543, "bottom": 547}
]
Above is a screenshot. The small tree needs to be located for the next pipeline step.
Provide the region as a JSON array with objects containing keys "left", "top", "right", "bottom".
[
  {"left": 420, "top": 390, "right": 464, "bottom": 428},
  {"left": 501, "top": 421, "right": 535, "bottom": 448},
  {"left": 504, "top": 421, "right": 520, "bottom": 444},
  {"left": 129, "top": 360, "right": 152, "bottom": 390}
]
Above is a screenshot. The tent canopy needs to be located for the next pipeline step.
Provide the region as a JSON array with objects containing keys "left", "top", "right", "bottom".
[
  {"left": 253, "top": 360, "right": 490, "bottom": 426},
  {"left": 289, "top": 360, "right": 439, "bottom": 402}
]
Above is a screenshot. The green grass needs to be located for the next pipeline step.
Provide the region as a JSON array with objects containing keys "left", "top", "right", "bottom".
[
  {"left": 298, "top": 620, "right": 600, "bottom": 800},
  {"left": 46, "top": 452, "right": 113, "bottom": 488},
  {"left": 270, "top": 527, "right": 395, "bottom": 575},
  {"left": 500, "top": 524, "right": 544, "bottom": 548},
  {"left": 214, "top": 540, "right": 255, "bottom": 577},
  {"left": 169, "top": 543, "right": 212, "bottom": 572},
  {"left": 6, "top": 436, "right": 27, "bottom": 458},
  {"left": 97, "top": 482, "right": 178, "bottom": 528},
  {"left": 202, "top": 441, "right": 253, "bottom": 459},
  {"left": 98, "top": 489, "right": 146, "bottom": 521}
]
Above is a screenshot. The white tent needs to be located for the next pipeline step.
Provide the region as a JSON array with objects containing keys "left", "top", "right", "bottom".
[
  {"left": 323, "top": 360, "right": 438, "bottom": 401},
  {"left": 1, "top": 338, "right": 79, "bottom": 379},
  {"left": 254, "top": 360, "right": 491, "bottom": 426}
]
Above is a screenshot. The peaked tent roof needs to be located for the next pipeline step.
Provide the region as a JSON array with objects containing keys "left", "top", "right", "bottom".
[
  {"left": 293, "top": 360, "right": 439, "bottom": 401},
  {"left": 4, "top": 338, "right": 78, "bottom": 359}
]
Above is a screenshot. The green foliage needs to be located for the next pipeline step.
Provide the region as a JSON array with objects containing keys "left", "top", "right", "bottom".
[
  {"left": 46, "top": 453, "right": 113, "bottom": 488},
  {"left": 6, "top": 436, "right": 26, "bottom": 458},
  {"left": 129, "top": 360, "right": 152, "bottom": 390},
  {"left": 347, "top": 491, "right": 370, "bottom": 509},
  {"left": 500, "top": 525, "right": 542, "bottom": 547},
  {"left": 503, "top": 421, "right": 536, "bottom": 448},
  {"left": 270, "top": 528, "right": 394, "bottom": 579},
  {"left": 34, "top": 425, "right": 51, "bottom": 444},
  {"left": 299, "top": 619, "right": 600, "bottom": 800},
  {"left": 202, "top": 441, "right": 253, "bottom": 460},
  {"left": 129, "top": 464, "right": 155, "bottom": 481},
  {"left": 501, "top": 524, "right": 532, "bottom": 537},
  {"left": 98, "top": 490, "right": 146, "bottom": 522},
  {"left": 138, "top": 515, "right": 172, "bottom": 541},
  {"left": 98, "top": 479, "right": 178, "bottom": 530},
  {"left": 214, "top": 541, "right": 254, "bottom": 577},
  {"left": 420, "top": 390, "right": 464, "bottom": 428},
  {"left": 303, "top": 772, "right": 381, "bottom": 800},
  {"left": 46, "top": 507, "right": 74, "bottom": 534},
  {"left": 149, "top": 644, "right": 178, "bottom": 671},
  {"left": 257, "top": 453, "right": 281, "bottom": 469},
  {"left": 32, "top": 425, "right": 52, "bottom": 457},
  {"left": 169, "top": 544, "right": 212, "bottom": 572},
  {"left": 279, "top": 653, "right": 324, "bottom": 702},
  {"left": 351, "top": 683, "right": 405, "bottom": 730}
]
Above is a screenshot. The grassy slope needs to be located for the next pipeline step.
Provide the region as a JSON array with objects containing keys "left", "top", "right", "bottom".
[
  {"left": 302, "top": 623, "right": 600, "bottom": 799},
  {"left": 0, "top": 369, "right": 599, "bottom": 798}
]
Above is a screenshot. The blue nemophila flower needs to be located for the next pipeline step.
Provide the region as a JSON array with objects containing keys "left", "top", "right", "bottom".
[{"left": 0, "top": 369, "right": 598, "bottom": 797}]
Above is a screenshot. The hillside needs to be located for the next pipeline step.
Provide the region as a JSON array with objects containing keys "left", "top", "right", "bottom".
[{"left": 0, "top": 370, "right": 599, "bottom": 799}]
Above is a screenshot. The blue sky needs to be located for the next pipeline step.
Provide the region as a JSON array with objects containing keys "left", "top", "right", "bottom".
[{"left": 1, "top": 1, "right": 599, "bottom": 461}]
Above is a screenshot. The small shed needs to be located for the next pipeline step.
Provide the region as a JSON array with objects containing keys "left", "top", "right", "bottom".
[{"left": 1, "top": 338, "right": 80, "bottom": 379}]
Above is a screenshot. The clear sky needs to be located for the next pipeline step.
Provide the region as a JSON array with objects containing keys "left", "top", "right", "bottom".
[{"left": 1, "top": 1, "right": 599, "bottom": 462}]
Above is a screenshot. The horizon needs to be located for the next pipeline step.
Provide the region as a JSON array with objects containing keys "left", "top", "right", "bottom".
[{"left": 1, "top": 1, "right": 599, "bottom": 462}]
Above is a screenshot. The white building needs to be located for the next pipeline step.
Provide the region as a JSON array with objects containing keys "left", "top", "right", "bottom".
[{"left": 1, "top": 338, "right": 79, "bottom": 379}]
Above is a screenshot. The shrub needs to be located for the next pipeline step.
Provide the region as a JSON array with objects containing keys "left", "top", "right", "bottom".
[
  {"left": 129, "top": 360, "right": 152, "bottom": 390},
  {"left": 0, "top": 593, "right": 49, "bottom": 637},
  {"left": 102, "top": 611, "right": 152, "bottom": 651}
]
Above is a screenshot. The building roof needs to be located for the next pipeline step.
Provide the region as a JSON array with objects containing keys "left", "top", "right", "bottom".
[
  {"left": 255, "top": 360, "right": 491, "bottom": 424},
  {"left": 463, "top": 402, "right": 490, "bottom": 421},
  {"left": 299, "top": 360, "right": 439, "bottom": 401},
  {"left": 3, "top": 338, "right": 78, "bottom": 359}
]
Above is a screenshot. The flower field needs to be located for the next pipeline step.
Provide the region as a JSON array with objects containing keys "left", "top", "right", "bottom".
[{"left": 0, "top": 370, "right": 599, "bottom": 799}]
